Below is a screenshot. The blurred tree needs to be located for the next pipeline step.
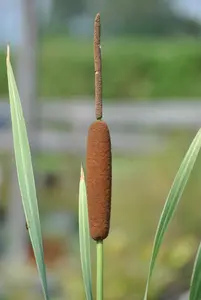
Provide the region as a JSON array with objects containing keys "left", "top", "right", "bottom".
[
  {"left": 101, "top": 0, "right": 201, "bottom": 36},
  {"left": 52, "top": 0, "right": 86, "bottom": 25},
  {"left": 45, "top": 0, "right": 201, "bottom": 37}
]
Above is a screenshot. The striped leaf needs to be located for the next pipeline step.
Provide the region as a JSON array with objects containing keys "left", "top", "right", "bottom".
[
  {"left": 79, "top": 164, "right": 93, "bottom": 300},
  {"left": 6, "top": 47, "right": 49, "bottom": 300},
  {"left": 189, "top": 242, "right": 201, "bottom": 300},
  {"left": 144, "top": 128, "right": 201, "bottom": 300}
]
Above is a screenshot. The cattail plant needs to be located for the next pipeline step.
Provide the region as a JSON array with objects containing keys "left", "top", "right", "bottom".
[
  {"left": 86, "top": 13, "right": 112, "bottom": 300},
  {"left": 86, "top": 13, "right": 112, "bottom": 241},
  {"left": 6, "top": 12, "right": 201, "bottom": 300}
]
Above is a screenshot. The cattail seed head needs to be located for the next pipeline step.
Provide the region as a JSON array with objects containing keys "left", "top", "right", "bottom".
[{"left": 86, "top": 120, "right": 112, "bottom": 240}]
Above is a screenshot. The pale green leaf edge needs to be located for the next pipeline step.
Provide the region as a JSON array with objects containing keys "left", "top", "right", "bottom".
[
  {"left": 189, "top": 242, "right": 201, "bottom": 300},
  {"left": 6, "top": 51, "right": 49, "bottom": 300},
  {"left": 79, "top": 164, "right": 93, "bottom": 300},
  {"left": 144, "top": 128, "right": 201, "bottom": 300}
]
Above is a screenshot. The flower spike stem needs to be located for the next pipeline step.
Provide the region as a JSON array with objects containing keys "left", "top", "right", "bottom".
[{"left": 96, "top": 240, "right": 104, "bottom": 300}]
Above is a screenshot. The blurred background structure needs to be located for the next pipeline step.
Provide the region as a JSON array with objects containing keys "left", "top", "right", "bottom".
[{"left": 0, "top": 0, "right": 201, "bottom": 300}]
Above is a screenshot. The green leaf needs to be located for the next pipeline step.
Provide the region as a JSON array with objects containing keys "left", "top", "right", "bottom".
[
  {"left": 144, "top": 128, "right": 201, "bottom": 300},
  {"left": 6, "top": 47, "right": 49, "bottom": 300},
  {"left": 189, "top": 242, "right": 201, "bottom": 300},
  {"left": 79, "top": 165, "right": 93, "bottom": 300}
]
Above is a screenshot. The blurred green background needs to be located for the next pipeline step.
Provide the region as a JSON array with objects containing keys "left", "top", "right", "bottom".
[
  {"left": 1, "top": 0, "right": 201, "bottom": 300},
  {"left": 1, "top": 38, "right": 201, "bottom": 99}
]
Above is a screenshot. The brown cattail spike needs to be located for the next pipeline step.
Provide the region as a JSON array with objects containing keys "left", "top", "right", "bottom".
[
  {"left": 86, "top": 120, "right": 112, "bottom": 240},
  {"left": 94, "top": 13, "right": 102, "bottom": 120}
]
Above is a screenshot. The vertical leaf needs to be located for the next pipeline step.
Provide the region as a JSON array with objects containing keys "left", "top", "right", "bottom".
[
  {"left": 79, "top": 164, "right": 93, "bottom": 300},
  {"left": 6, "top": 47, "right": 49, "bottom": 300},
  {"left": 189, "top": 242, "right": 201, "bottom": 300},
  {"left": 144, "top": 128, "right": 201, "bottom": 300}
]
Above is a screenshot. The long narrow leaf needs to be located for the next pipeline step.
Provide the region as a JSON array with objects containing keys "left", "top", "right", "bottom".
[
  {"left": 79, "top": 164, "right": 93, "bottom": 300},
  {"left": 6, "top": 47, "right": 49, "bottom": 300},
  {"left": 144, "top": 128, "right": 201, "bottom": 300},
  {"left": 189, "top": 242, "right": 201, "bottom": 300}
]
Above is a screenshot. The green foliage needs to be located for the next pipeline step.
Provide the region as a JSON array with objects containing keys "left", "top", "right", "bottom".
[
  {"left": 51, "top": 0, "right": 86, "bottom": 26},
  {"left": 6, "top": 49, "right": 49, "bottom": 300},
  {"left": 190, "top": 242, "right": 201, "bottom": 300},
  {"left": 49, "top": 0, "right": 201, "bottom": 36},
  {"left": 144, "top": 129, "right": 201, "bottom": 300},
  {"left": 79, "top": 165, "right": 93, "bottom": 300},
  {"left": 101, "top": 0, "right": 180, "bottom": 35},
  {"left": 1, "top": 38, "right": 201, "bottom": 99},
  {"left": 39, "top": 37, "right": 201, "bottom": 99}
]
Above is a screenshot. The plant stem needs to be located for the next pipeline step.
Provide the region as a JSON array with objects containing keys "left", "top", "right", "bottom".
[{"left": 96, "top": 240, "right": 103, "bottom": 300}]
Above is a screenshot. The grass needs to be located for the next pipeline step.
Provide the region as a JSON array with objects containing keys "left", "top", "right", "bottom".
[
  {"left": 1, "top": 37, "right": 201, "bottom": 99},
  {"left": 37, "top": 37, "right": 201, "bottom": 99}
]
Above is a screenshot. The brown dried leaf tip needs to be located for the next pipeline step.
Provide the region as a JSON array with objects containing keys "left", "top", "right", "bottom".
[
  {"left": 86, "top": 120, "right": 112, "bottom": 241},
  {"left": 94, "top": 13, "right": 102, "bottom": 120}
]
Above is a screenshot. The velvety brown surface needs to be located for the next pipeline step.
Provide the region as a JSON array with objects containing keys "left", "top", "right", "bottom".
[
  {"left": 95, "top": 72, "right": 102, "bottom": 120},
  {"left": 94, "top": 13, "right": 102, "bottom": 120},
  {"left": 86, "top": 120, "right": 112, "bottom": 240}
]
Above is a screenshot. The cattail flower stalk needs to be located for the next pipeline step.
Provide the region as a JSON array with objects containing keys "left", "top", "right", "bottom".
[
  {"left": 87, "top": 13, "right": 112, "bottom": 242},
  {"left": 94, "top": 13, "right": 102, "bottom": 120},
  {"left": 86, "top": 13, "right": 112, "bottom": 300}
]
